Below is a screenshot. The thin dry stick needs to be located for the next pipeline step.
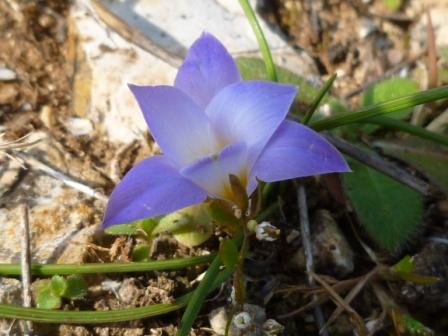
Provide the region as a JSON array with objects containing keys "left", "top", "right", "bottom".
[
  {"left": 297, "top": 184, "right": 329, "bottom": 336},
  {"left": 323, "top": 134, "right": 431, "bottom": 195},
  {"left": 13, "top": 151, "right": 108, "bottom": 202},
  {"left": 87, "top": 0, "right": 184, "bottom": 68},
  {"left": 322, "top": 268, "right": 378, "bottom": 331},
  {"left": 20, "top": 204, "right": 33, "bottom": 335},
  {"left": 310, "top": 272, "right": 368, "bottom": 336}
]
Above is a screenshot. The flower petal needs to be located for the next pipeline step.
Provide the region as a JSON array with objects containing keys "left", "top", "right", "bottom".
[
  {"left": 205, "top": 81, "right": 297, "bottom": 167},
  {"left": 251, "top": 120, "right": 350, "bottom": 182},
  {"left": 129, "top": 84, "right": 218, "bottom": 166},
  {"left": 102, "top": 155, "right": 207, "bottom": 228},
  {"left": 181, "top": 142, "right": 248, "bottom": 202},
  {"left": 174, "top": 32, "right": 241, "bottom": 108}
]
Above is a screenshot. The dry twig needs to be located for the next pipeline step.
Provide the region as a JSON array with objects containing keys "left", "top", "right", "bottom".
[
  {"left": 324, "top": 134, "right": 431, "bottom": 195},
  {"left": 19, "top": 204, "right": 33, "bottom": 335},
  {"left": 86, "top": 0, "right": 184, "bottom": 68},
  {"left": 296, "top": 183, "right": 329, "bottom": 336}
]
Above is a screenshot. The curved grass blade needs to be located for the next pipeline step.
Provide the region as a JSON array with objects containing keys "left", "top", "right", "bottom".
[
  {"left": 310, "top": 86, "right": 448, "bottom": 131},
  {"left": 366, "top": 116, "right": 448, "bottom": 146},
  {"left": 0, "top": 264, "right": 235, "bottom": 324},
  {"left": 0, "top": 254, "right": 214, "bottom": 276},
  {"left": 302, "top": 74, "right": 337, "bottom": 124},
  {"left": 0, "top": 295, "right": 190, "bottom": 324},
  {"left": 177, "top": 255, "right": 223, "bottom": 336},
  {"left": 177, "top": 232, "right": 243, "bottom": 336},
  {"left": 239, "top": 0, "right": 277, "bottom": 81}
]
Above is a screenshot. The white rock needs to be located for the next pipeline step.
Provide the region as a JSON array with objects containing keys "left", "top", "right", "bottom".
[
  {"left": 70, "top": 0, "right": 318, "bottom": 143},
  {"left": 0, "top": 67, "right": 17, "bottom": 81}
]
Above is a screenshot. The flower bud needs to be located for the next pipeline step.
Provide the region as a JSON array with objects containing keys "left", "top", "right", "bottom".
[
  {"left": 255, "top": 222, "right": 280, "bottom": 242},
  {"left": 233, "top": 311, "right": 252, "bottom": 330},
  {"left": 246, "top": 219, "right": 258, "bottom": 232},
  {"left": 263, "top": 319, "right": 284, "bottom": 335}
]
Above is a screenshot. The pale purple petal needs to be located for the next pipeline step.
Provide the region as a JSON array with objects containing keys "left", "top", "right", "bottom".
[
  {"left": 251, "top": 120, "right": 350, "bottom": 182},
  {"left": 102, "top": 155, "right": 207, "bottom": 228},
  {"left": 129, "top": 85, "right": 219, "bottom": 166},
  {"left": 205, "top": 81, "right": 297, "bottom": 167},
  {"left": 181, "top": 142, "right": 248, "bottom": 202},
  {"left": 175, "top": 32, "right": 241, "bottom": 109}
]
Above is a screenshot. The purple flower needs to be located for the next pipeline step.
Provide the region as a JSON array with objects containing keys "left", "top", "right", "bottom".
[{"left": 102, "top": 32, "right": 349, "bottom": 228}]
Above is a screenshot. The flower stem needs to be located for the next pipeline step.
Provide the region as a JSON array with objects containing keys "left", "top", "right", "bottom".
[
  {"left": 232, "top": 224, "right": 251, "bottom": 311},
  {"left": 239, "top": 0, "right": 278, "bottom": 82}
]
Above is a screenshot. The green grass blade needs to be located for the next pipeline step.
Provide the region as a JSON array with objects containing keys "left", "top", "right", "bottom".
[
  {"left": 302, "top": 74, "right": 337, "bottom": 124},
  {"left": 0, "top": 296, "right": 190, "bottom": 324},
  {"left": 239, "top": 0, "right": 278, "bottom": 81},
  {"left": 0, "top": 254, "right": 214, "bottom": 276},
  {"left": 310, "top": 86, "right": 448, "bottom": 131},
  {"left": 366, "top": 116, "right": 448, "bottom": 146},
  {"left": 177, "top": 255, "right": 223, "bottom": 336},
  {"left": 0, "top": 265, "right": 235, "bottom": 324}
]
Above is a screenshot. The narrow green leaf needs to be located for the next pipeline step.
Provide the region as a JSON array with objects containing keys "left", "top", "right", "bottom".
[
  {"left": 310, "top": 86, "right": 448, "bottom": 131},
  {"left": 343, "top": 159, "right": 423, "bottom": 251},
  {"left": 303, "top": 74, "right": 337, "bottom": 124},
  {"left": 0, "top": 266, "right": 236, "bottom": 323},
  {"left": 238, "top": 0, "right": 277, "bottom": 81},
  {"left": 177, "top": 256, "right": 222, "bottom": 336},
  {"left": 368, "top": 116, "right": 448, "bottom": 146},
  {"left": 0, "top": 254, "right": 214, "bottom": 276},
  {"left": 63, "top": 275, "right": 88, "bottom": 299}
]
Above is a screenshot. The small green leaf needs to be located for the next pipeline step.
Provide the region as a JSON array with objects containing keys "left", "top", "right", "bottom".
[
  {"left": 343, "top": 158, "right": 423, "bottom": 251},
  {"left": 36, "top": 281, "right": 62, "bottom": 310},
  {"left": 132, "top": 243, "right": 150, "bottom": 262},
  {"left": 362, "top": 78, "right": 418, "bottom": 133},
  {"left": 393, "top": 255, "right": 414, "bottom": 273},
  {"left": 105, "top": 218, "right": 160, "bottom": 236},
  {"left": 105, "top": 222, "right": 139, "bottom": 235},
  {"left": 50, "top": 275, "right": 67, "bottom": 297},
  {"left": 395, "top": 312, "right": 434, "bottom": 335},
  {"left": 63, "top": 275, "right": 88, "bottom": 299},
  {"left": 138, "top": 218, "right": 159, "bottom": 235},
  {"left": 154, "top": 204, "right": 214, "bottom": 247},
  {"left": 219, "top": 239, "right": 239, "bottom": 269}
]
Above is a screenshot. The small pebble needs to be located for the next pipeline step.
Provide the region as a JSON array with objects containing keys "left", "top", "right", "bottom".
[
  {"left": 0, "top": 67, "right": 17, "bottom": 81},
  {"left": 65, "top": 117, "right": 94, "bottom": 136}
]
